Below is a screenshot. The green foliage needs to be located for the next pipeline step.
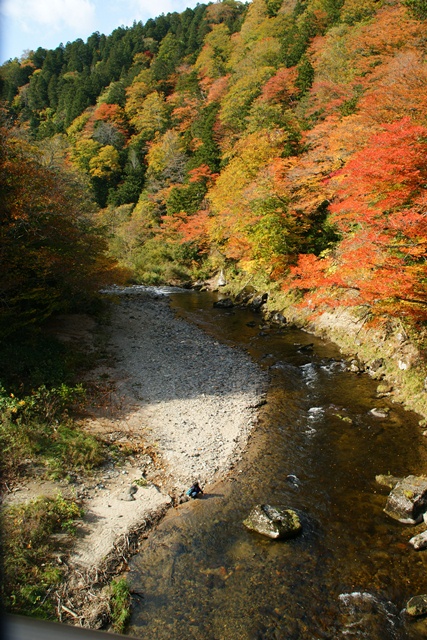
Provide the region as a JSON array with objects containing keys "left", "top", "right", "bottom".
[
  {"left": 266, "top": 0, "right": 284, "bottom": 17},
  {"left": 166, "top": 182, "right": 207, "bottom": 216},
  {"left": 0, "top": 383, "right": 84, "bottom": 423},
  {"left": 151, "top": 33, "right": 183, "bottom": 84},
  {"left": 128, "top": 238, "right": 197, "bottom": 284},
  {"left": 0, "top": 383, "right": 104, "bottom": 478},
  {"left": 1, "top": 494, "right": 82, "bottom": 617},
  {"left": 280, "top": 10, "right": 318, "bottom": 67},
  {"left": 341, "top": 0, "right": 379, "bottom": 24},
  {"left": 295, "top": 55, "right": 315, "bottom": 94},
  {"left": 220, "top": 67, "right": 276, "bottom": 130},
  {"left": 186, "top": 103, "right": 221, "bottom": 173},
  {"left": 404, "top": 0, "right": 427, "bottom": 19},
  {"left": 109, "top": 578, "right": 131, "bottom": 633}
]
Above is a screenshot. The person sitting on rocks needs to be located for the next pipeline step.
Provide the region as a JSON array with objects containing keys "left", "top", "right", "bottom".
[{"left": 186, "top": 481, "right": 203, "bottom": 499}]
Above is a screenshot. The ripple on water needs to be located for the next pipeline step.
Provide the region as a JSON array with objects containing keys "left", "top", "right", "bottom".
[
  {"left": 129, "top": 290, "right": 427, "bottom": 640},
  {"left": 337, "top": 591, "right": 401, "bottom": 639}
]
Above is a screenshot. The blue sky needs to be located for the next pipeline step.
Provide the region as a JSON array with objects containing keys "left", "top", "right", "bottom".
[{"left": 0, "top": 0, "right": 203, "bottom": 64}]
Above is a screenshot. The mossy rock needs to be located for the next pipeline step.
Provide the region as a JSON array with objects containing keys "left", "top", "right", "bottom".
[
  {"left": 406, "top": 595, "right": 427, "bottom": 617},
  {"left": 384, "top": 475, "right": 427, "bottom": 524},
  {"left": 243, "top": 504, "right": 302, "bottom": 540}
]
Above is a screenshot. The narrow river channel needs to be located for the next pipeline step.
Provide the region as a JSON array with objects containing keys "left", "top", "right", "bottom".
[{"left": 128, "top": 290, "right": 427, "bottom": 640}]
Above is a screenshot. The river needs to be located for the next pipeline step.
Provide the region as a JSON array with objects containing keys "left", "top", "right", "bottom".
[{"left": 128, "top": 290, "right": 427, "bottom": 639}]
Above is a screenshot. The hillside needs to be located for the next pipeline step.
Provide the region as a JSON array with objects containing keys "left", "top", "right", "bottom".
[
  {"left": 1, "top": 1, "right": 427, "bottom": 625},
  {"left": 1, "top": 0, "right": 426, "bottom": 402}
]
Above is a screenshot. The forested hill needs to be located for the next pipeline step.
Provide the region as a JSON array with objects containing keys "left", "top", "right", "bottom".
[{"left": 2, "top": 0, "right": 427, "bottom": 333}]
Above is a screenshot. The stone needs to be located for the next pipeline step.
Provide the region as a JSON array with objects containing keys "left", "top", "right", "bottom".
[
  {"left": 217, "top": 269, "right": 226, "bottom": 286},
  {"left": 367, "top": 359, "right": 384, "bottom": 376},
  {"left": 384, "top": 475, "right": 427, "bottom": 524},
  {"left": 270, "top": 312, "right": 286, "bottom": 326},
  {"left": 250, "top": 293, "right": 268, "bottom": 311},
  {"left": 213, "top": 297, "right": 234, "bottom": 309},
  {"left": 297, "top": 343, "right": 314, "bottom": 353},
  {"left": 409, "top": 530, "right": 427, "bottom": 551},
  {"left": 406, "top": 595, "right": 427, "bottom": 617},
  {"left": 119, "top": 485, "right": 138, "bottom": 501},
  {"left": 348, "top": 359, "right": 362, "bottom": 373},
  {"left": 376, "top": 382, "right": 393, "bottom": 396},
  {"left": 243, "top": 504, "right": 302, "bottom": 540},
  {"left": 370, "top": 407, "right": 390, "bottom": 418}
]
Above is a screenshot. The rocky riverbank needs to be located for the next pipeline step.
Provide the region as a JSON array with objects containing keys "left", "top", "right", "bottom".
[
  {"left": 2, "top": 286, "right": 267, "bottom": 628},
  {"left": 69, "top": 287, "right": 266, "bottom": 569},
  {"left": 215, "top": 279, "right": 427, "bottom": 424}
]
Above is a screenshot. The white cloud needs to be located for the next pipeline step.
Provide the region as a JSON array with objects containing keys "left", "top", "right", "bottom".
[
  {"left": 125, "top": 0, "right": 199, "bottom": 23},
  {"left": 2, "top": 0, "right": 96, "bottom": 33}
]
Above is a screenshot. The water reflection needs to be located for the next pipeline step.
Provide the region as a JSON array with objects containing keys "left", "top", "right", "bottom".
[{"left": 128, "top": 291, "right": 427, "bottom": 639}]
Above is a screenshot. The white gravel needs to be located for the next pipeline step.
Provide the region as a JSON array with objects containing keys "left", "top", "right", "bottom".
[{"left": 69, "top": 288, "right": 267, "bottom": 568}]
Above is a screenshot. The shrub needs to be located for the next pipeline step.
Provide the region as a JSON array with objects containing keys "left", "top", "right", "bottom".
[{"left": 1, "top": 494, "right": 82, "bottom": 617}]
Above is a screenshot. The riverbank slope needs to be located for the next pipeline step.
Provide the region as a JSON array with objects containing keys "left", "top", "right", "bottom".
[{"left": 220, "top": 276, "right": 427, "bottom": 423}]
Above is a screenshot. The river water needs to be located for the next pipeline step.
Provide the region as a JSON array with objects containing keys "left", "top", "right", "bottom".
[{"left": 128, "top": 290, "right": 427, "bottom": 639}]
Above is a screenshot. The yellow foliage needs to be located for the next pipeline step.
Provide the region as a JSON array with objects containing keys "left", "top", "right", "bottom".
[
  {"left": 146, "top": 130, "right": 185, "bottom": 176},
  {"left": 89, "top": 145, "right": 120, "bottom": 178},
  {"left": 124, "top": 69, "right": 156, "bottom": 120},
  {"left": 66, "top": 111, "right": 93, "bottom": 138},
  {"left": 195, "top": 23, "right": 232, "bottom": 79},
  {"left": 69, "top": 138, "right": 101, "bottom": 172},
  {"left": 127, "top": 91, "right": 168, "bottom": 139}
]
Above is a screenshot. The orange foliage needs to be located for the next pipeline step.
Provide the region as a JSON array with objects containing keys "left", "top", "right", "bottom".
[
  {"left": 206, "top": 75, "right": 230, "bottom": 104},
  {"left": 261, "top": 67, "right": 298, "bottom": 104},
  {"left": 358, "top": 51, "right": 427, "bottom": 125},
  {"left": 289, "top": 118, "right": 427, "bottom": 318},
  {"left": 188, "top": 164, "right": 219, "bottom": 185},
  {"left": 175, "top": 207, "right": 211, "bottom": 253},
  {"left": 168, "top": 93, "right": 201, "bottom": 132}
]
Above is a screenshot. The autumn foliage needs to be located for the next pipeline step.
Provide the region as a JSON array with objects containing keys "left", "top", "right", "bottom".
[
  {"left": 2, "top": 0, "right": 427, "bottom": 321},
  {"left": 0, "top": 127, "right": 122, "bottom": 336},
  {"left": 290, "top": 118, "right": 427, "bottom": 318}
]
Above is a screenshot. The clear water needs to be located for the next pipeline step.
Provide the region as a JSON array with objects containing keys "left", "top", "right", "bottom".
[{"left": 128, "top": 291, "right": 427, "bottom": 639}]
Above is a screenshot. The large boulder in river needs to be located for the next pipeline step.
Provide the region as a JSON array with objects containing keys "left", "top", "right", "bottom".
[
  {"left": 243, "top": 504, "right": 302, "bottom": 540},
  {"left": 384, "top": 475, "right": 427, "bottom": 524}
]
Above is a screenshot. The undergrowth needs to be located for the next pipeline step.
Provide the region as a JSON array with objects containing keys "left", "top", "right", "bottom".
[
  {"left": 109, "top": 578, "right": 131, "bottom": 633},
  {"left": 1, "top": 494, "right": 82, "bottom": 618},
  {"left": 0, "top": 384, "right": 104, "bottom": 479}
]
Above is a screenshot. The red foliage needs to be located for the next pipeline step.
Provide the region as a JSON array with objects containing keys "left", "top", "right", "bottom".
[
  {"left": 261, "top": 67, "right": 298, "bottom": 104},
  {"left": 330, "top": 118, "right": 427, "bottom": 225},
  {"left": 288, "top": 118, "right": 427, "bottom": 318},
  {"left": 188, "top": 164, "right": 219, "bottom": 185}
]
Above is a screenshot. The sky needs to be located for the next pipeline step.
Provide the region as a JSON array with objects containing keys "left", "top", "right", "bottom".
[{"left": 0, "top": 0, "right": 203, "bottom": 64}]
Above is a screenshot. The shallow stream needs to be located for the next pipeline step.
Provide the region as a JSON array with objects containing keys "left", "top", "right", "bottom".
[{"left": 128, "top": 290, "right": 427, "bottom": 639}]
